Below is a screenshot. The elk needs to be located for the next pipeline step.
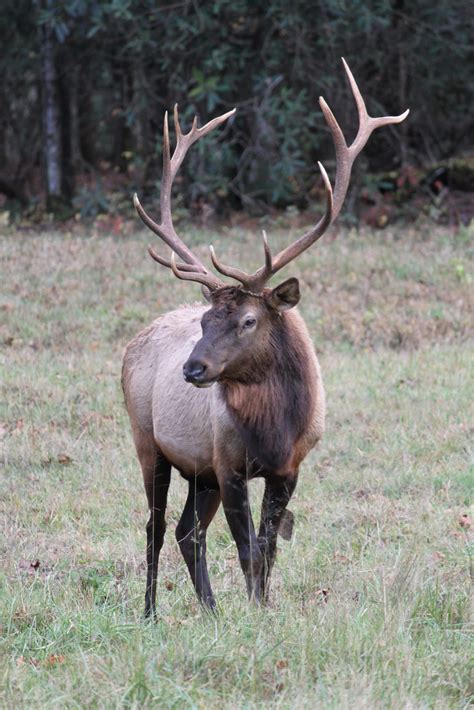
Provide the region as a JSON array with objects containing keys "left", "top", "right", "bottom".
[{"left": 122, "top": 59, "right": 408, "bottom": 618}]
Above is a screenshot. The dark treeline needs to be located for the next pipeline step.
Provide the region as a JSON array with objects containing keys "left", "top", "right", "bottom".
[{"left": 1, "top": 0, "right": 473, "bottom": 217}]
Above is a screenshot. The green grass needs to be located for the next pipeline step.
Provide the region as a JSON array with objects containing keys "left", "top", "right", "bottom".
[{"left": 1, "top": 223, "right": 473, "bottom": 708}]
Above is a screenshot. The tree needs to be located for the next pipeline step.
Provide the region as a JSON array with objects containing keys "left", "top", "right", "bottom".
[
  {"left": 0, "top": 0, "right": 472, "bottom": 216},
  {"left": 39, "top": 0, "right": 64, "bottom": 211}
]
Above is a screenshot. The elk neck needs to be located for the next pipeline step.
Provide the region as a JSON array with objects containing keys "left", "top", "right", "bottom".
[{"left": 219, "top": 310, "right": 316, "bottom": 472}]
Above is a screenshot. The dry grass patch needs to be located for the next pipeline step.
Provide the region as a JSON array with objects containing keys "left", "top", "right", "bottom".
[{"left": 1, "top": 224, "right": 473, "bottom": 708}]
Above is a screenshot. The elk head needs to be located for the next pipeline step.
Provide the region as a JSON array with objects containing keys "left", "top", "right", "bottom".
[
  {"left": 182, "top": 279, "right": 300, "bottom": 387},
  {"left": 133, "top": 59, "right": 409, "bottom": 387}
]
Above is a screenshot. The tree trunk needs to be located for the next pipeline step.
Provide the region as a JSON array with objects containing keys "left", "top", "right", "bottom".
[
  {"left": 111, "top": 54, "right": 134, "bottom": 173},
  {"left": 78, "top": 66, "right": 96, "bottom": 166},
  {"left": 40, "top": 4, "right": 63, "bottom": 212},
  {"left": 58, "top": 57, "right": 74, "bottom": 203},
  {"left": 392, "top": 0, "right": 409, "bottom": 165},
  {"left": 68, "top": 64, "right": 82, "bottom": 170},
  {"left": 0, "top": 176, "right": 28, "bottom": 205}
]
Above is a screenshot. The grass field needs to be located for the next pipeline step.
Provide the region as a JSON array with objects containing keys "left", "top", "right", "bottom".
[{"left": 1, "top": 221, "right": 473, "bottom": 708}]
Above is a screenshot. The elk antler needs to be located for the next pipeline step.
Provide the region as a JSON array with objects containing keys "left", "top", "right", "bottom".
[
  {"left": 134, "top": 104, "right": 236, "bottom": 291},
  {"left": 211, "top": 58, "right": 409, "bottom": 293}
]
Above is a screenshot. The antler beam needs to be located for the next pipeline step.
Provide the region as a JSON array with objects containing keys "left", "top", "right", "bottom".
[
  {"left": 134, "top": 105, "right": 236, "bottom": 290},
  {"left": 211, "top": 59, "right": 408, "bottom": 293}
]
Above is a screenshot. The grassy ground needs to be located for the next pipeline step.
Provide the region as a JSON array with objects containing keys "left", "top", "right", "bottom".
[{"left": 1, "top": 221, "right": 473, "bottom": 708}]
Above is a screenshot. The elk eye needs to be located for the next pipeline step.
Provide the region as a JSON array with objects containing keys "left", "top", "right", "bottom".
[{"left": 243, "top": 316, "right": 256, "bottom": 329}]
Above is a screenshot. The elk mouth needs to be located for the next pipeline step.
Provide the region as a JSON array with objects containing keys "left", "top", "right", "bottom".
[
  {"left": 190, "top": 379, "right": 217, "bottom": 389},
  {"left": 183, "top": 360, "right": 220, "bottom": 388}
]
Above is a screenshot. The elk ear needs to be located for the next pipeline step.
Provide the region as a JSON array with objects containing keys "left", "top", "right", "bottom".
[{"left": 267, "top": 277, "right": 300, "bottom": 312}]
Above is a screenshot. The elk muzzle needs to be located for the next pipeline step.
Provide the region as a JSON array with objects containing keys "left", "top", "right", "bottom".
[{"left": 183, "top": 358, "right": 215, "bottom": 387}]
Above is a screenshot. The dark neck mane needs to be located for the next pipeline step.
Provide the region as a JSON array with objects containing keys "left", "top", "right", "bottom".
[{"left": 221, "top": 314, "right": 315, "bottom": 472}]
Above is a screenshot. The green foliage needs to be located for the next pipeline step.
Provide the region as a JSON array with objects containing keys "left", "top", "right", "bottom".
[
  {"left": 73, "top": 181, "right": 110, "bottom": 219},
  {"left": 0, "top": 1, "right": 473, "bottom": 211}
]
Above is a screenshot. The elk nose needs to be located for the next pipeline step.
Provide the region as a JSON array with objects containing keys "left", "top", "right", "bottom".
[{"left": 183, "top": 360, "right": 207, "bottom": 383}]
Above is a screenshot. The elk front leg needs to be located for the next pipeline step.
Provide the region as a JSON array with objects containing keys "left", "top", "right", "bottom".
[
  {"left": 175, "top": 479, "right": 221, "bottom": 609},
  {"left": 221, "top": 474, "right": 263, "bottom": 603},
  {"left": 141, "top": 447, "right": 171, "bottom": 619},
  {"left": 258, "top": 475, "right": 297, "bottom": 601}
]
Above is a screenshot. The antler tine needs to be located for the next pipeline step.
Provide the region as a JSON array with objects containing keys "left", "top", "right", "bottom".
[
  {"left": 209, "top": 245, "right": 250, "bottom": 286},
  {"left": 169, "top": 252, "right": 224, "bottom": 291},
  {"left": 262, "top": 231, "right": 272, "bottom": 273},
  {"left": 147, "top": 245, "right": 200, "bottom": 272}
]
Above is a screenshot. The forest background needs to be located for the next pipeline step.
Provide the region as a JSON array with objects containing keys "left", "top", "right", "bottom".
[{"left": 1, "top": 0, "right": 473, "bottom": 226}]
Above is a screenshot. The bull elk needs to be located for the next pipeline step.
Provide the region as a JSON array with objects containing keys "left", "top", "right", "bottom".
[{"left": 122, "top": 59, "right": 408, "bottom": 618}]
